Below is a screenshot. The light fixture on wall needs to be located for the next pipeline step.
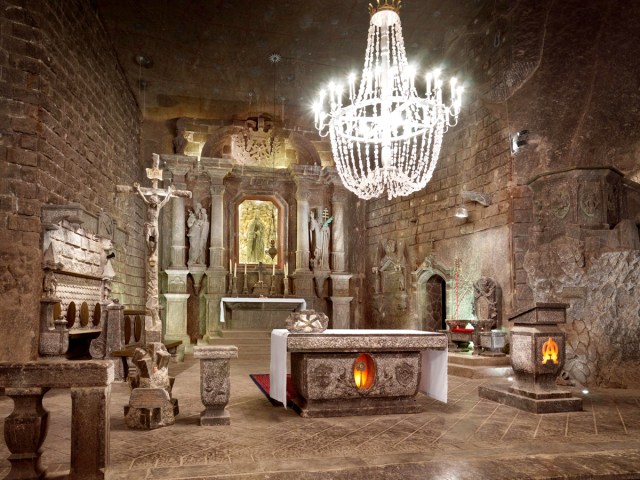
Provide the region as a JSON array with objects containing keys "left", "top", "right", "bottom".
[
  {"left": 314, "top": 0, "right": 463, "bottom": 200},
  {"left": 454, "top": 191, "right": 492, "bottom": 219}
]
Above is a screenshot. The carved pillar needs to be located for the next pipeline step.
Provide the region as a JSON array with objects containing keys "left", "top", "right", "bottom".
[
  {"left": 208, "top": 183, "right": 226, "bottom": 270},
  {"left": 3, "top": 387, "right": 49, "bottom": 479},
  {"left": 163, "top": 293, "right": 191, "bottom": 348},
  {"left": 330, "top": 187, "right": 349, "bottom": 272},
  {"left": 295, "top": 189, "right": 311, "bottom": 273},
  {"left": 169, "top": 178, "right": 187, "bottom": 268}
]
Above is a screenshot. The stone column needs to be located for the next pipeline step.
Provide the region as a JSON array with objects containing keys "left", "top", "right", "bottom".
[
  {"left": 170, "top": 176, "right": 187, "bottom": 268},
  {"left": 193, "top": 345, "right": 238, "bottom": 425},
  {"left": 70, "top": 386, "right": 110, "bottom": 480},
  {"left": 330, "top": 187, "right": 349, "bottom": 272},
  {"left": 201, "top": 162, "right": 232, "bottom": 339},
  {"left": 295, "top": 189, "right": 311, "bottom": 273},
  {"left": 208, "top": 183, "right": 226, "bottom": 270}
]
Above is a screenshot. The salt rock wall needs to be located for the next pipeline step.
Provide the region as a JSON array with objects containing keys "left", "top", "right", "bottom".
[{"left": 525, "top": 239, "right": 640, "bottom": 388}]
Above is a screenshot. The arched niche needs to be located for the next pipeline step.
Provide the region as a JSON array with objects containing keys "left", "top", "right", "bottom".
[
  {"left": 230, "top": 193, "right": 288, "bottom": 268},
  {"left": 412, "top": 256, "right": 453, "bottom": 331}
]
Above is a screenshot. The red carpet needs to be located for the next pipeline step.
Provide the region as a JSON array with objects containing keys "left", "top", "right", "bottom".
[{"left": 249, "top": 374, "right": 298, "bottom": 406}]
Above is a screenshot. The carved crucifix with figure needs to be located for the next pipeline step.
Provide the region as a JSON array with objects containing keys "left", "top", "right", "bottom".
[{"left": 117, "top": 153, "right": 192, "bottom": 341}]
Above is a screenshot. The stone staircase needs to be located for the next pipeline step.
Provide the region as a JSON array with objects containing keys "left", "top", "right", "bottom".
[
  {"left": 448, "top": 352, "right": 513, "bottom": 379},
  {"left": 204, "top": 329, "right": 272, "bottom": 361}
]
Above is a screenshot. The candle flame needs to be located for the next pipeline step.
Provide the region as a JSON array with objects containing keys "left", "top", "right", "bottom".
[{"left": 541, "top": 337, "right": 559, "bottom": 365}]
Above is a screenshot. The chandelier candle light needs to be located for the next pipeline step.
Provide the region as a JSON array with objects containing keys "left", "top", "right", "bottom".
[{"left": 314, "top": 0, "right": 462, "bottom": 200}]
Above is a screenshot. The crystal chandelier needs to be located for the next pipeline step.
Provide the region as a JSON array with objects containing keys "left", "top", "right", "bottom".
[{"left": 314, "top": 0, "right": 462, "bottom": 200}]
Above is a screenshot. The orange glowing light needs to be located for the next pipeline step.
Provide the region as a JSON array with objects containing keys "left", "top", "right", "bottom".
[
  {"left": 353, "top": 353, "right": 375, "bottom": 390},
  {"left": 541, "top": 337, "right": 559, "bottom": 365}
]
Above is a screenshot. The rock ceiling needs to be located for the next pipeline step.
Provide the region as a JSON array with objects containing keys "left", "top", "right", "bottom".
[{"left": 95, "top": 0, "right": 487, "bottom": 124}]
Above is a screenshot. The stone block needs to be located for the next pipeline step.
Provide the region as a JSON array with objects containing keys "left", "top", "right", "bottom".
[{"left": 194, "top": 345, "right": 237, "bottom": 426}]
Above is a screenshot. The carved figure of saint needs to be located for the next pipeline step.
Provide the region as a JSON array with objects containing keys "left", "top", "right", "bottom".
[
  {"left": 309, "top": 210, "right": 321, "bottom": 260},
  {"left": 43, "top": 270, "right": 57, "bottom": 298},
  {"left": 135, "top": 183, "right": 173, "bottom": 257},
  {"left": 247, "top": 213, "right": 265, "bottom": 263},
  {"left": 187, "top": 202, "right": 209, "bottom": 265}
]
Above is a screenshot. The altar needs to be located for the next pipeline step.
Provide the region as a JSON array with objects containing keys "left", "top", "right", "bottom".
[
  {"left": 219, "top": 297, "right": 307, "bottom": 329},
  {"left": 270, "top": 329, "right": 448, "bottom": 417}
]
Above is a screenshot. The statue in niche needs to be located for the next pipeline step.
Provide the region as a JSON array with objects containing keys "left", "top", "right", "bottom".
[
  {"left": 472, "top": 277, "right": 498, "bottom": 323},
  {"left": 134, "top": 184, "right": 174, "bottom": 257},
  {"left": 187, "top": 202, "right": 209, "bottom": 265},
  {"left": 246, "top": 213, "right": 265, "bottom": 263},
  {"left": 380, "top": 238, "right": 406, "bottom": 291},
  {"left": 309, "top": 208, "right": 333, "bottom": 271},
  {"left": 43, "top": 270, "right": 58, "bottom": 298},
  {"left": 173, "top": 126, "right": 188, "bottom": 155}
]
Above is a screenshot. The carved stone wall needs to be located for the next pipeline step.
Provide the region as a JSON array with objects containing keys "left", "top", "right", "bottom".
[
  {"left": 523, "top": 169, "right": 640, "bottom": 387},
  {"left": 0, "top": 0, "right": 143, "bottom": 361}
]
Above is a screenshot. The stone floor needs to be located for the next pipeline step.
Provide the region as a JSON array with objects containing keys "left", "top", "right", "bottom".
[{"left": 2, "top": 355, "right": 640, "bottom": 479}]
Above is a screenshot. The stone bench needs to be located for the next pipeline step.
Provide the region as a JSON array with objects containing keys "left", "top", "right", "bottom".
[{"left": 0, "top": 360, "right": 114, "bottom": 480}]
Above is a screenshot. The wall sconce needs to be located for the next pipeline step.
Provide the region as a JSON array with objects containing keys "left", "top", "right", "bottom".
[
  {"left": 512, "top": 130, "right": 529, "bottom": 153},
  {"left": 454, "top": 206, "right": 468, "bottom": 218},
  {"left": 455, "top": 191, "right": 492, "bottom": 219}
]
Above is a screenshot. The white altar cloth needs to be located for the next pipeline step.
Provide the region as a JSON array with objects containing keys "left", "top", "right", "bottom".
[
  {"left": 218, "top": 297, "right": 306, "bottom": 323},
  {"left": 269, "top": 329, "right": 448, "bottom": 408}
]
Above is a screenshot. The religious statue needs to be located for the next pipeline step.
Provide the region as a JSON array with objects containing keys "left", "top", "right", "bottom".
[
  {"left": 134, "top": 184, "right": 173, "bottom": 257},
  {"left": 309, "top": 208, "right": 333, "bottom": 271},
  {"left": 42, "top": 270, "right": 58, "bottom": 298},
  {"left": 187, "top": 202, "right": 209, "bottom": 265},
  {"left": 376, "top": 238, "right": 407, "bottom": 293},
  {"left": 173, "top": 126, "right": 188, "bottom": 155},
  {"left": 472, "top": 277, "right": 499, "bottom": 323},
  {"left": 247, "top": 213, "right": 265, "bottom": 263}
]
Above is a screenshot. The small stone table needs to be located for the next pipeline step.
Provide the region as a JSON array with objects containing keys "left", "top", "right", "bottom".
[
  {"left": 193, "top": 345, "right": 238, "bottom": 425},
  {"left": 270, "top": 329, "right": 448, "bottom": 418}
]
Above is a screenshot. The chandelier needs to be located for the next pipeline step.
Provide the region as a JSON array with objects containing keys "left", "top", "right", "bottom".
[{"left": 314, "top": 0, "right": 462, "bottom": 200}]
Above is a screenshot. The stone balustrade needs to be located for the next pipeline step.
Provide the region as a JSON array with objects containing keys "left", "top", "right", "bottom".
[{"left": 0, "top": 360, "right": 114, "bottom": 480}]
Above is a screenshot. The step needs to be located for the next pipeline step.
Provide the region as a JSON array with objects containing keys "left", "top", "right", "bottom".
[
  {"left": 448, "top": 352, "right": 511, "bottom": 367},
  {"left": 448, "top": 363, "right": 513, "bottom": 379}
]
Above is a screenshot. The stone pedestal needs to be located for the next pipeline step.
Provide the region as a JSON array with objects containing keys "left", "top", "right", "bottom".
[
  {"left": 292, "top": 270, "right": 315, "bottom": 299},
  {"left": 163, "top": 293, "right": 191, "bottom": 347},
  {"left": 329, "top": 296, "right": 353, "bottom": 329},
  {"left": 478, "top": 303, "right": 583, "bottom": 413},
  {"left": 0, "top": 361, "right": 113, "bottom": 480},
  {"left": 193, "top": 345, "right": 238, "bottom": 425},
  {"left": 39, "top": 296, "right": 69, "bottom": 357}
]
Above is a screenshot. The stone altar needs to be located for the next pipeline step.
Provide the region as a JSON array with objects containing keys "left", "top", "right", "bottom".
[{"left": 270, "top": 329, "right": 448, "bottom": 417}]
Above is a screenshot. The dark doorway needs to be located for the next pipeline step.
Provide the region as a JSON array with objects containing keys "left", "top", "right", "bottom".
[{"left": 425, "top": 275, "right": 447, "bottom": 331}]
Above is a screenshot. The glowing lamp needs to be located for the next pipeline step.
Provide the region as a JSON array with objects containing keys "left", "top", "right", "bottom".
[
  {"left": 353, "top": 353, "right": 375, "bottom": 390},
  {"left": 541, "top": 337, "right": 559, "bottom": 365}
]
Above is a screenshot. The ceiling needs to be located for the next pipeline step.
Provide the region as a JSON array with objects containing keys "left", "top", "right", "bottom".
[{"left": 95, "top": 0, "right": 487, "bottom": 124}]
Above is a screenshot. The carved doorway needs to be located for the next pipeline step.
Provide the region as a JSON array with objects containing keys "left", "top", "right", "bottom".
[{"left": 425, "top": 275, "right": 446, "bottom": 332}]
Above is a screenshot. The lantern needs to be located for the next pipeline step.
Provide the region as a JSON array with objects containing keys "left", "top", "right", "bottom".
[{"left": 353, "top": 353, "right": 375, "bottom": 390}]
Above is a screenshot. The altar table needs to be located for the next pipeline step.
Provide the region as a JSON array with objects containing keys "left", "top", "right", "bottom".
[
  {"left": 218, "top": 297, "right": 306, "bottom": 323},
  {"left": 270, "top": 329, "right": 448, "bottom": 417}
]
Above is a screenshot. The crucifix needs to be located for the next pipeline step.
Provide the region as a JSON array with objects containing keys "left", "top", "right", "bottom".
[{"left": 117, "top": 153, "right": 192, "bottom": 341}]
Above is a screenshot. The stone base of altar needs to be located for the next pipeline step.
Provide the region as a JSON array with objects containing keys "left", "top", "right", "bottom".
[{"left": 281, "top": 330, "right": 448, "bottom": 418}]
